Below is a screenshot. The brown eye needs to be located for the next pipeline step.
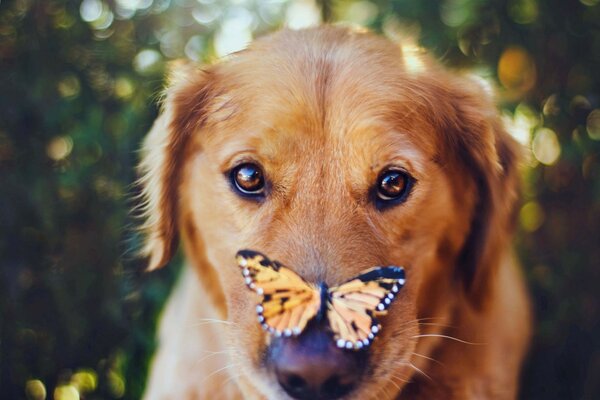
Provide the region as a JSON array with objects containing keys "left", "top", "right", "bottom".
[
  {"left": 374, "top": 169, "right": 414, "bottom": 208},
  {"left": 231, "top": 163, "right": 265, "bottom": 196}
]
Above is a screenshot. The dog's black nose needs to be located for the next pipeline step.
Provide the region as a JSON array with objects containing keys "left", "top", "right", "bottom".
[{"left": 268, "top": 326, "right": 366, "bottom": 399}]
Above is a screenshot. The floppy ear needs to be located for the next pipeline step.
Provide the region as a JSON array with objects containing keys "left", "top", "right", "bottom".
[
  {"left": 137, "top": 61, "right": 215, "bottom": 270},
  {"left": 435, "top": 76, "right": 522, "bottom": 307}
]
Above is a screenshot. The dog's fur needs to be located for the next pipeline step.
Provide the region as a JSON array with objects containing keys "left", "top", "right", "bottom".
[{"left": 138, "top": 27, "right": 531, "bottom": 399}]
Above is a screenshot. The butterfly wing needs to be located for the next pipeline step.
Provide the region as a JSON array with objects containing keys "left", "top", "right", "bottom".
[
  {"left": 327, "top": 266, "right": 405, "bottom": 350},
  {"left": 236, "top": 250, "right": 321, "bottom": 337}
]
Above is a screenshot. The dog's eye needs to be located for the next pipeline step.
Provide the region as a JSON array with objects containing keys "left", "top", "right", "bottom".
[
  {"left": 374, "top": 169, "right": 414, "bottom": 208},
  {"left": 230, "top": 163, "right": 265, "bottom": 196}
]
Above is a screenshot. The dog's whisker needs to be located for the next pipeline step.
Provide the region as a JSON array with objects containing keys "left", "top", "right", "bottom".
[
  {"left": 389, "top": 372, "right": 411, "bottom": 385},
  {"left": 411, "top": 351, "right": 443, "bottom": 366},
  {"left": 389, "top": 371, "right": 410, "bottom": 383},
  {"left": 411, "top": 334, "right": 484, "bottom": 345},
  {"left": 195, "top": 349, "right": 232, "bottom": 366},
  {"left": 193, "top": 345, "right": 240, "bottom": 368},
  {"left": 190, "top": 318, "right": 237, "bottom": 327},
  {"left": 414, "top": 317, "right": 447, "bottom": 322},
  {"left": 418, "top": 322, "right": 452, "bottom": 329},
  {"left": 217, "top": 373, "right": 245, "bottom": 400},
  {"left": 395, "top": 317, "right": 431, "bottom": 328},
  {"left": 195, "top": 345, "right": 237, "bottom": 355},
  {"left": 408, "top": 361, "right": 433, "bottom": 381},
  {"left": 390, "top": 317, "right": 451, "bottom": 338},
  {"left": 373, "top": 382, "right": 394, "bottom": 400},
  {"left": 382, "top": 384, "right": 395, "bottom": 400},
  {"left": 390, "top": 323, "right": 421, "bottom": 338},
  {"left": 376, "top": 372, "right": 410, "bottom": 400},
  {"left": 221, "top": 371, "right": 243, "bottom": 386},
  {"left": 393, "top": 360, "right": 434, "bottom": 383},
  {"left": 201, "top": 362, "right": 242, "bottom": 386}
]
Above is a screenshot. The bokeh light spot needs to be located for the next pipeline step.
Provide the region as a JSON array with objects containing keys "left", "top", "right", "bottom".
[
  {"left": 580, "top": 0, "right": 599, "bottom": 6},
  {"left": 116, "top": 0, "right": 140, "bottom": 9},
  {"left": 258, "top": 1, "right": 285, "bottom": 25},
  {"left": 184, "top": 35, "right": 206, "bottom": 61},
  {"left": 570, "top": 95, "right": 591, "bottom": 112},
  {"left": 47, "top": 136, "right": 74, "bottom": 161},
  {"left": 401, "top": 43, "right": 425, "bottom": 74},
  {"left": 498, "top": 46, "right": 536, "bottom": 92},
  {"left": 159, "top": 30, "right": 185, "bottom": 58},
  {"left": 469, "top": 73, "right": 494, "bottom": 97},
  {"left": 342, "top": 1, "right": 379, "bottom": 26},
  {"left": 71, "top": 369, "right": 98, "bottom": 393},
  {"left": 503, "top": 103, "right": 538, "bottom": 145},
  {"left": 116, "top": 0, "right": 153, "bottom": 12},
  {"left": 223, "top": 6, "right": 255, "bottom": 31},
  {"left": 542, "top": 94, "right": 560, "bottom": 116},
  {"left": 532, "top": 128, "right": 561, "bottom": 165},
  {"left": 90, "top": 7, "right": 114, "bottom": 30},
  {"left": 192, "top": 4, "right": 221, "bottom": 25},
  {"left": 80, "top": 0, "right": 103, "bottom": 22},
  {"left": 57, "top": 75, "right": 81, "bottom": 98},
  {"left": 214, "top": 27, "right": 251, "bottom": 57},
  {"left": 440, "top": 0, "right": 471, "bottom": 28},
  {"left": 586, "top": 109, "right": 600, "bottom": 140},
  {"left": 285, "top": 0, "right": 321, "bottom": 30},
  {"left": 114, "top": 77, "right": 135, "bottom": 99},
  {"left": 54, "top": 385, "right": 79, "bottom": 400},
  {"left": 212, "top": 7, "right": 255, "bottom": 57},
  {"left": 25, "top": 379, "right": 46, "bottom": 400},
  {"left": 520, "top": 201, "right": 545, "bottom": 232},
  {"left": 108, "top": 371, "right": 125, "bottom": 398},
  {"left": 508, "top": 0, "right": 539, "bottom": 24},
  {"left": 133, "top": 49, "right": 162, "bottom": 75},
  {"left": 54, "top": 10, "right": 76, "bottom": 29}
]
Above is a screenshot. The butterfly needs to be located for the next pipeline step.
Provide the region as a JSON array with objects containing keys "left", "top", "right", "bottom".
[{"left": 236, "top": 249, "right": 406, "bottom": 350}]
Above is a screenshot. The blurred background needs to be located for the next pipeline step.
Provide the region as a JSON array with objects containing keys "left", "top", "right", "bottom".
[{"left": 0, "top": 0, "right": 599, "bottom": 399}]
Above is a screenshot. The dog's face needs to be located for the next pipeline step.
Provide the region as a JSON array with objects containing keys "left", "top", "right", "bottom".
[{"left": 139, "top": 28, "right": 519, "bottom": 399}]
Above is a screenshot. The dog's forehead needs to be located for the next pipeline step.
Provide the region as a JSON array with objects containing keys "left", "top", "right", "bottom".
[
  {"left": 197, "top": 27, "right": 436, "bottom": 177},
  {"left": 213, "top": 38, "right": 416, "bottom": 129},
  {"left": 202, "top": 96, "right": 429, "bottom": 183}
]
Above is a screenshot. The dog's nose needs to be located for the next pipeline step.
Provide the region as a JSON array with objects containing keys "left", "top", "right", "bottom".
[{"left": 268, "top": 326, "right": 366, "bottom": 399}]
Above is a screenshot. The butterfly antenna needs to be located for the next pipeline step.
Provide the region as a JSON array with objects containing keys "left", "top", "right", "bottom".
[{"left": 316, "top": 281, "right": 329, "bottom": 322}]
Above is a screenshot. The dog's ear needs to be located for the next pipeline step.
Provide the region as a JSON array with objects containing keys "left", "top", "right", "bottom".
[
  {"left": 137, "top": 61, "right": 215, "bottom": 270},
  {"left": 433, "top": 75, "right": 521, "bottom": 307}
]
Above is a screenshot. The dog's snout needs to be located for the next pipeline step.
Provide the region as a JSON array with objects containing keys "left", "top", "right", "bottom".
[{"left": 268, "top": 326, "right": 366, "bottom": 399}]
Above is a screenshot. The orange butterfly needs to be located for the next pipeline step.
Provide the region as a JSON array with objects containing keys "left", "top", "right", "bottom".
[{"left": 236, "top": 249, "right": 405, "bottom": 350}]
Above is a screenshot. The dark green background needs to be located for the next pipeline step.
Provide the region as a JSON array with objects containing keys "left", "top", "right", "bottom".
[{"left": 1, "top": 0, "right": 599, "bottom": 399}]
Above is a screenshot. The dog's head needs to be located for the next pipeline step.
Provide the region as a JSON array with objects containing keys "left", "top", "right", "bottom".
[{"left": 138, "top": 27, "right": 520, "bottom": 399}]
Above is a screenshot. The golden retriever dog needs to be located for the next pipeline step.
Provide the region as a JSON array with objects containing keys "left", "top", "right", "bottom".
[{"left": 137, "top": 26, "right": 531, "bottom": 400}]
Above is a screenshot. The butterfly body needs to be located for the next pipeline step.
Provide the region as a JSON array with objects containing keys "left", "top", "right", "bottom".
[{"left": 237, "top": 250, "right": 406, "bottom": 350}]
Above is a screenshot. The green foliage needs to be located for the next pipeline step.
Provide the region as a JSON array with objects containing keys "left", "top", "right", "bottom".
[{"left": 0, "top": 0, "right": 598, "bottom": 399}]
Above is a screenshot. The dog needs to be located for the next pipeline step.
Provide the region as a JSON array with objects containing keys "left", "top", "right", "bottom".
[{"left": 137, "top": 26, "right": 531, "bottom": 400}]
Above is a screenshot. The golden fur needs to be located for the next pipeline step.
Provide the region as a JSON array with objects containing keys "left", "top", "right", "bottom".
[{"left": 138, "top": 27, "right": 531, "bottom": 399}]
